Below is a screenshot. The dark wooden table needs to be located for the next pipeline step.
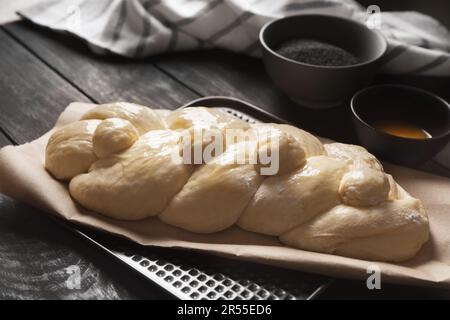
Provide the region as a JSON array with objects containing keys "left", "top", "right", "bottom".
[{"left": 0, "top": 21, "right": 449, "bottom": 300}]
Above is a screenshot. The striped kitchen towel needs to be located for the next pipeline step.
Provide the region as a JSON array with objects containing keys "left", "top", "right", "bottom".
[{"left": 18, "top": 0, "right": 450, "bottom": 76}]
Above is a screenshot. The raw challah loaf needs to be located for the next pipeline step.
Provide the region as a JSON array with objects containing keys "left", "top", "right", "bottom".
[{"left": 45, "top": 102, "right": 429, "bottom": 262}]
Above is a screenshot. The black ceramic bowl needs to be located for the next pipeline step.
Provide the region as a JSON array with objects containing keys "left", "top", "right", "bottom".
[
  {"left": 351, "top": 84, "right": 450, "bottom": 166},
  {"left": 260, "top": 14, "right": 387, "bottom": 108}
]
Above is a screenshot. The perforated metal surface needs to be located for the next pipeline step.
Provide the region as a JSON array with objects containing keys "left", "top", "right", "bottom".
[
  {"left": 74, "top": 224, "right": 330, "bottom": 300},
  {"left": 68, "top": 100, "right": 332, "bottom": 300},
  {"left": 114, "top": 246, "right": 328, "bottom": 300}
]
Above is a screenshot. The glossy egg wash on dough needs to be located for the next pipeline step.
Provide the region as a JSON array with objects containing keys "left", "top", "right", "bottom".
[{"left": 44, "top": 103, "right": 430, "bottom": 263}]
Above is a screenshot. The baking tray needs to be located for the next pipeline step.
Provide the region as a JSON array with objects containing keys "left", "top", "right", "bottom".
[{"left": 62, "top": 96, "right": 334, "bottom": 300}]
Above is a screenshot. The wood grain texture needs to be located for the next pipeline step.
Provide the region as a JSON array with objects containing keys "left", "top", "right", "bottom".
[
  {"left": 3, "top": 22, "right": 198, "bottom": 109},
  {"left": 0, "top": 132, "right": 12, "bottom": 148},
  {"left": 0, "top": 29, "right": 90, "bottom": 144},
  {"left": 0, "top": 194, "right": 128, "bottom": 299},
  {"left": 0, "top": 194, "right": 173, "bottom": 299}
]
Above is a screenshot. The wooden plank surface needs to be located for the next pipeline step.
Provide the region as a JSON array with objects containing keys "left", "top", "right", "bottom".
[
  {"left": 0, "top": 132, "right": 12, "bottom": 148},
  {"left": 0, "top": 194, "right": 128, "bottom": 299},
  {"left": 0, "top": 193, "right": 175, "bottom": 299},
  {"left": 0, "top": 29, "right": 91, "bottom": 144},
  {"left": 3, "top": 22, "right": 198, "bottom": 109}
]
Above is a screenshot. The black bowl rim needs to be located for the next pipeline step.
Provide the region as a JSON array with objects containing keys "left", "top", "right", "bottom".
[
  {"left": 259, "top": 14, "right": 388, "bottom": 70},
  {"left": 350, "top": 84, "right": 450, "bottom": 142}
]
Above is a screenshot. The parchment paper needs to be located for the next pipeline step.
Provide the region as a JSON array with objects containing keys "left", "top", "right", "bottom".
[{"left": 0, "top": 102, "right": 449, "bottom": 289}]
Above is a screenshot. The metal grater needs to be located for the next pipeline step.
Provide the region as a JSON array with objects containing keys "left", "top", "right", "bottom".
[
  {"left": 74, "top": 226, "right": 330, "bottom": 300},
  {"left": 67, "top": 98, "right": 333, "bottom": 300}
]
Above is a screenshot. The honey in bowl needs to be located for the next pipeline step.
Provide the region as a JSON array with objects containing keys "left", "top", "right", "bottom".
[{"left": 372, "top": 120, "right": 432, "bottom": 140}]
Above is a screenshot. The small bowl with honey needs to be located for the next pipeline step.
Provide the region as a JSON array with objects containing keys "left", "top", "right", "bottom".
[{"left": 351, "top": 84, "right": 450, "bottom": 166}]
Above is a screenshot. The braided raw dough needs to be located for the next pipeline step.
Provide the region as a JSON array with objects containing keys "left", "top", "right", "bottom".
[{"left": 45, "top": 103, "right": 429, "bottom": 262}]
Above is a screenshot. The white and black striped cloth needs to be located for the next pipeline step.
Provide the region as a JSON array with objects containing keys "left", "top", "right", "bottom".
[{"left": 19, "top": 0, "right": 450, "bottom": 76}]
